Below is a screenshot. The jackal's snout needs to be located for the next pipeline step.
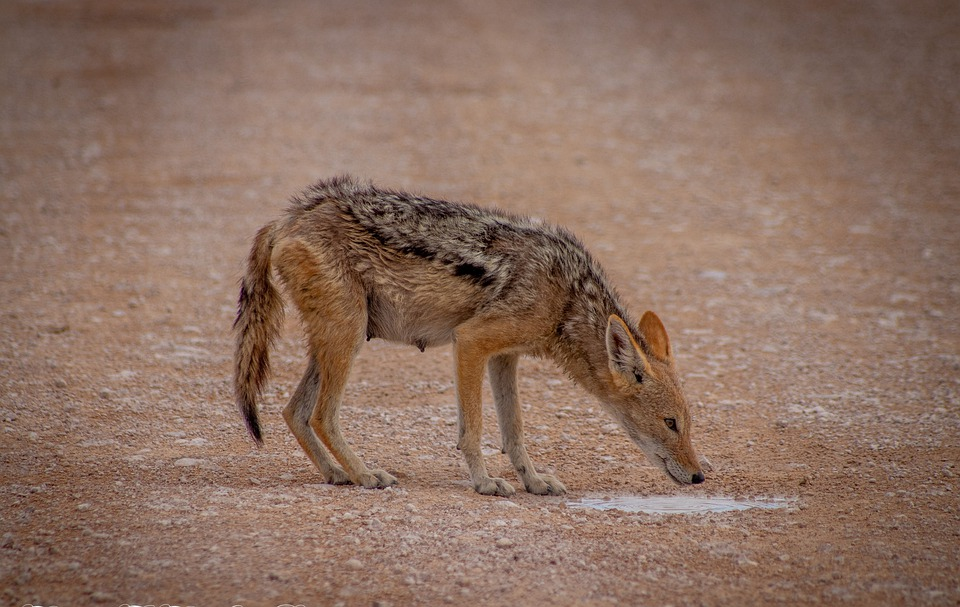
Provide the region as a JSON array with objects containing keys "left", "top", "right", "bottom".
[{"left": 662, "top": 453, "right": 705, "bottom": 485}]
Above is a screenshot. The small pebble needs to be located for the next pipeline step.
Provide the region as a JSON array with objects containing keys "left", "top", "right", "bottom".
[
  {"left": 495, "top": 538, "right": 514, "bottom": 548},
  {"left": 699, "top": 269, "right": 728, "bottom": 281},
  {"left": 174, "top": 458, "right": 203, "bottom": 467},
  {"left": 345, "top": 558, "right": 364, "bottom": 571},
  {"left": 90, "top": 591, "right": 114, "bottom": 604}
]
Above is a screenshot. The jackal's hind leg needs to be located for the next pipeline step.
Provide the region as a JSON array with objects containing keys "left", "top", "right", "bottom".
[
  {"left": 283, "top": 358, "right": 351, "bottom": 485},
  {"left": 307, "top": 321, "right": 398, "bottom": 490},
  {"left": 489, "top": 354, "right": 566, "bottom": 495},
  {"left": 276, "top": 238, "right": 396, "bottom": 490}
]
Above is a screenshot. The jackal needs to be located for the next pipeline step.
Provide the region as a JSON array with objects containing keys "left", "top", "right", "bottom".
[{"left": 234, "top": 176, "right": 704, "bottom": 496}]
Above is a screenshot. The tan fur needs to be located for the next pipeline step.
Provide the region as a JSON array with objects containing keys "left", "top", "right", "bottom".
[{"left": 233, "top": 176, "right": 704, "bottom": 496}]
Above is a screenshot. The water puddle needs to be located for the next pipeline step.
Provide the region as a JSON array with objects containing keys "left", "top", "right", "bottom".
[{"left": 568, "top": 495, "right": 795, "bottom": 515}]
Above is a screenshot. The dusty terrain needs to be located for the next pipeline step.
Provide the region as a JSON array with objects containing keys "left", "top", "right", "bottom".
[{"left": 2, "top": 1, "right": 958, "bottom": 605}]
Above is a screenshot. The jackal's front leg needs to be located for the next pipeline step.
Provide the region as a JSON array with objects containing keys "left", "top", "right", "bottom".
[
  {"left": 489, "top": 354, "right": 566, "bottom": 495},
  {"left": 454, "top": 334, "right": 516, "bottom": 497}
]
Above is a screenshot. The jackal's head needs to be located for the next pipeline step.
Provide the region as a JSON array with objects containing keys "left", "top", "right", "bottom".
[{"left": 604, "top": 311, "right": 704, "bottom": 485}]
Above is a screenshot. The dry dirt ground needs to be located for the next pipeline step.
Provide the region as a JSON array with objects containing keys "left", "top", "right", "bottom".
[{"left": 2, "top": 1, "right": 959, "bottom": 606}]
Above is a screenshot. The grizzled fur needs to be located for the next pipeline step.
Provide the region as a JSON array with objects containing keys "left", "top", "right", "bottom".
[
  {"left": 288, "top": 177, "right": 633, "bottom": 360},
  {"left": 234, "top": 176, "right": 704, "bottom": 496}
]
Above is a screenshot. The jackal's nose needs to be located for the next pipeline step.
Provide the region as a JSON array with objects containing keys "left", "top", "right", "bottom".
[{"left": 691, "top": 471, "right": 705, "bottom": 484}]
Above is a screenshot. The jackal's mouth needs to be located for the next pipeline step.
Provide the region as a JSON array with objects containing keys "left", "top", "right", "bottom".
[
  {"left": 634, "top": 436, "right": 692, "bottom": 485},
  {"left": 658, "top": 455, "right": 687, "bottom": 485}
]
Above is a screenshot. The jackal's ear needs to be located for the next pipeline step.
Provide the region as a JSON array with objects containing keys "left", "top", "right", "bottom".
[
  {"left": 639, "top": 311, "right": 672, "bottom": 362},
  {"left": 606, "top": 315, "right": 652, "bottom": 385}
]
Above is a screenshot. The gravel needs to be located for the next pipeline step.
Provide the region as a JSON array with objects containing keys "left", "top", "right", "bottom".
[{"left": 1, "top": 1, "right": 957, "bottom": 606}]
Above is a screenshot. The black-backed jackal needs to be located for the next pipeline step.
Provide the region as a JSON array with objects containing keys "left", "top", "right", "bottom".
[{"left": 234, "top": 176, "right": 704, "bottom": 496}]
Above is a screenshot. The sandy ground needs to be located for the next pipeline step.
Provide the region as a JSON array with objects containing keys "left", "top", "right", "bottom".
[{"left": 2, "top": 1, "right": 959, "bottom": 605}]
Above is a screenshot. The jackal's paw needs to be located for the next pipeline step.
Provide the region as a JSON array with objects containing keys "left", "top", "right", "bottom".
[
  {"left": 474, "top": 477, "right": 517, "bottom": 497},
  {"left": 524, "top": 473, "right": 567, "bottom": 496},
  {"left": 357, "top": 469, "right": 398, "bottom": 489},
  {"left": 323, "top": 465, "right": 353, "bottom": 486}
]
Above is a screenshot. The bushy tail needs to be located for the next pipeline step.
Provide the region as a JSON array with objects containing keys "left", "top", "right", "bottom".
[{"left": 233, "top": 223, "right": 283, "bottom": 445}]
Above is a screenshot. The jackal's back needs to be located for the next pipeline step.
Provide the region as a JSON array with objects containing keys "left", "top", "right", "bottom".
[{"left": 285, "top": 176, "right": 618, "bottom": 318}]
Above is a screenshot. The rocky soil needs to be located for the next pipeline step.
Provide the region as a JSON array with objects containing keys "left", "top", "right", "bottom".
[{"left": 1, "top": 1, "right": 958, "bottom": 605}]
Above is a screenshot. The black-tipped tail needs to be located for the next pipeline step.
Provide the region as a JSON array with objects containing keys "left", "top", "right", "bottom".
[{"left": 233, "top": 223, "right": 283, "bottom": 446}]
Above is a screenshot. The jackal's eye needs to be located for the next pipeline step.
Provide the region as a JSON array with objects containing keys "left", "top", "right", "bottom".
[{"left": 664, "top": 418, "right": 677, "bottom": 431}]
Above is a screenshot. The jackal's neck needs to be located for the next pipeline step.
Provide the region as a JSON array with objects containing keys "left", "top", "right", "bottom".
[{"left": 549, "top": 277, "right": 632, "bottom": 400}]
